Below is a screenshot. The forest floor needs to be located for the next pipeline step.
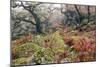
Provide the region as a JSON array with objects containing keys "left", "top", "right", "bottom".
[{"left": 11, "top": 23, "right": 96, "bottom": 65}]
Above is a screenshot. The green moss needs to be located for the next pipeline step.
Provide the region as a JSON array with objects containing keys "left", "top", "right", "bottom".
[
  {"left": 16, "top": 42, "right": 42, "bottom": 58},
  {"left": 12, "top": 58, "right": 27, "bottom": 65},
  {"left": 45, "top": 31, "right": 65, "bottom": 53}
]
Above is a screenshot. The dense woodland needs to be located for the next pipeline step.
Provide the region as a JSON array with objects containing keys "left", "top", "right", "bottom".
[{"left": 11, "top": 0, "right": 96, "bottom": 65}]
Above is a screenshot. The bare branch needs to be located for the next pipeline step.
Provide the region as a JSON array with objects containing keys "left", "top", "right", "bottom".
[
  {"left": 74, "top": 5, "right": 81, "bottom": 17},
  {"left": 60, "top": 4, "right": 66, "bottom": 14},
  {"left": 22, "top": 18, "right": 36, "bottom": 25},
  {"left": 21, "top": 1, "right": 32, "bottom": 11},
  {"left": 16, "top": 16, "right": 36, "bottom": 25}
]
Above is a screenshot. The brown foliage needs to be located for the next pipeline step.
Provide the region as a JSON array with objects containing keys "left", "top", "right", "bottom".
[
  {"left": 11, "top": 33, "right": 32, "bottom": 46},
  {"left": 62, "top": 33, "right": 95, "bottom": 62},
  {"left": 11, "top": 46, "right": 17, "bottom": 59},
  {"left": 53, "top": 50, "right": 68, "bottom": 63},
  {"left": 11, "top": 33, "right": 33, "bottom": 59}
]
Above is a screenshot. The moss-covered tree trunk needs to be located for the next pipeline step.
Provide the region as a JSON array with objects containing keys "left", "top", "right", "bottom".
[
  {"left": 31, "top": 11, "right": 42, "bottom": 33},
  {"left": 88, "top": 6, "right": 90, "bottom": 23},
  {"left": 21, "top": 2, "right": 42, "bottom": 33}
]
